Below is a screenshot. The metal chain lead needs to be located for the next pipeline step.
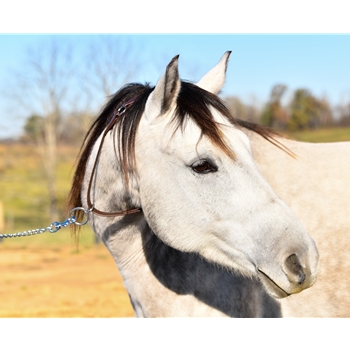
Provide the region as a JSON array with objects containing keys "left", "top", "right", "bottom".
[{"left": 0, "top": 207, "right": 91, "bottom": 239}]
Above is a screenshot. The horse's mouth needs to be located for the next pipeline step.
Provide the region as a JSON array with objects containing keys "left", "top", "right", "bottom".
[{"left": 258, "top": 269, "right": 290, "bottom": 299}]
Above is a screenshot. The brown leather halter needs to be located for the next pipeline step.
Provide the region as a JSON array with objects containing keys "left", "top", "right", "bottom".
[{"left": 86, "top": 94, "right": 142, "bottom": 217}]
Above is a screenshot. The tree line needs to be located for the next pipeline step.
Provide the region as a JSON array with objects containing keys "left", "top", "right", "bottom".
[{"left": 225, "top": 84, "right": 350, "bottom": 132}]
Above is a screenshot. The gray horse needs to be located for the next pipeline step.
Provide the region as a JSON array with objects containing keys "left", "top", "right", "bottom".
[{"left": 69, "top": 52, "right": 319, "bottom": 317}]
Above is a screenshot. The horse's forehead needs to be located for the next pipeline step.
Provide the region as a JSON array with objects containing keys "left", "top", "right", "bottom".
[
  {"left": 154, "top": 118, "right": 214, "bottom": 153},
  {"left": 172, "top": 119, "right": 203, "bottom": 144},
  {"left": 170, "top": 114, "right": 248, "bottom": 152}
]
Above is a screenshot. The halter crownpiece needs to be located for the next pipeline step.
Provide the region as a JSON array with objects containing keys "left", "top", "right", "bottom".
[{"left": 86, "top": 94, "right": 143, "bottom": 218}]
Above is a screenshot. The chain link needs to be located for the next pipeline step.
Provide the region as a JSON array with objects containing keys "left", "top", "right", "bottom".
[{"left": 0, "top": 207, "right": 91, "bottom": 239}]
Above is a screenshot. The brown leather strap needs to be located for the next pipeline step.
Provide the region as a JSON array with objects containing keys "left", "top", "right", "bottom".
[{"left": 86, "top": 94, "right": 142, "bottom": 217}]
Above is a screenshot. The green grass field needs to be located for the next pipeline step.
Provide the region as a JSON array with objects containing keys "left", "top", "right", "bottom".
[
  {"left": 1, "top": 127, "right": 350, "bottom": 247},
  {"left": 285, "top": 127, "right": 350, "bottom": 143},
  {"left": 0, "top": 143, "right": 95, "bottom": 247}
]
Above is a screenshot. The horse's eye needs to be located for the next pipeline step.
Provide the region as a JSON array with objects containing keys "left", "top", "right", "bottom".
[{"left": 191, "top": 160, "right": 218, "bottom": 174}]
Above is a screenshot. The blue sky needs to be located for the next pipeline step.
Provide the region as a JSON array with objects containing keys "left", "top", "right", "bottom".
[{"left": 1, "top": 34, "right": 350, "bottom": 138}]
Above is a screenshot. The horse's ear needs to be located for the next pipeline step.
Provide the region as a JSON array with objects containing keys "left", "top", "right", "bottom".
[
  {"left": 196, "top": 51, "right": 231, "bottom": 95},
  {"left": 145, "top": 55, "right": 181, "bottom": 121}
]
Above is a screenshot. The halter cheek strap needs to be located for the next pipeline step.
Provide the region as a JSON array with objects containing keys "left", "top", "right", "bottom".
[{"left": 86, "top": 94, "right": 142, "bottom": 217}]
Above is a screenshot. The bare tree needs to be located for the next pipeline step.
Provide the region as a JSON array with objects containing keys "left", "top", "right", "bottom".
[
  {"left": 10, "top": 39, "right": 76, "bottom": 221},
  {"left": 82, "top": 36, "right": 141, "bottom": 107},
  {"left": 66, "top": 36, "right": 142, "bottom": 146}
]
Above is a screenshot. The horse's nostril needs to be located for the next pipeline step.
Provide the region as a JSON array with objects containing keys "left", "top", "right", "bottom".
[{"left": 285, "top": 254, "right": 306, "bottom": 284}]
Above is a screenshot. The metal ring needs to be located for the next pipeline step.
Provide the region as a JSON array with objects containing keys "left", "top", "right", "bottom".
[
  {"left": 69, "top": 207, "right": 91, "bottom": 226},
  {"left": 117, "top": 105, "right": 126, "bottom": 115},
  {"left": 49, "top": 222, "right": 61, "bottom": 233}
]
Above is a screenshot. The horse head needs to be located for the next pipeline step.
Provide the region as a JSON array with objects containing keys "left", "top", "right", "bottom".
[{"left": 76, "top": 52, "right": 319, "bottom": 299}]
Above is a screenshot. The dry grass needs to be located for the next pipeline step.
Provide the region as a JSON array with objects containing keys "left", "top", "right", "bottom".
[{"left": 0, "top": 244, "right": 134, "bottom": 318}]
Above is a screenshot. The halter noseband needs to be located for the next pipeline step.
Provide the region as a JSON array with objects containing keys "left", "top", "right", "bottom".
[{"left": 86, "top": 94, "right": 142, "bottom": 217}]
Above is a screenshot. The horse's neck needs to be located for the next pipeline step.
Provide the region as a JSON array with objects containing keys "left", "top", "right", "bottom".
[
  {"left": 247, "top": 131, "right": 350, "bottom": 317},
  {"left": 246, "top": 131, "right": 350, "bottom": 235},
  {"left": 92, "top": 214, "right": 281, "bottom": 317}
]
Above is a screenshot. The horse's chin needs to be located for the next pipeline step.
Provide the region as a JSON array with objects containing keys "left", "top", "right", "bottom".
[{"left": 257, "top": 269, "right": 290, "bottom": 299}]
